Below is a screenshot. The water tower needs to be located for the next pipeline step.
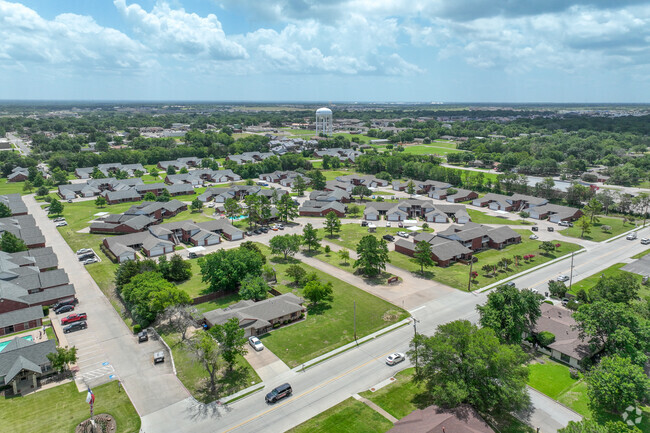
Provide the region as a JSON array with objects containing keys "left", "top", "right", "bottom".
[{"left": 315, "top": 107, "right": 333, "bottom": 136}]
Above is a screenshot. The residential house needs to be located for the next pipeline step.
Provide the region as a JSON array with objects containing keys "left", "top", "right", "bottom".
[
  {"left": 395, "top": 234, "right": 473, "bottom": 267},
  {"left": 0, "top": 337, "right": 57, "bottom": 394},
  {"left": 226, "top": 152, "right": 274, "bottom": 165},
  {"left": 388, "top": 405, "right": 494, "bottom": 433},
  {"left": 0, "top": 194, "right": 28, "bottom": 216},
  {"left": 309, "top": 189, "right": 351, "bottom": 203},
  {"left": 0, "top": 306, "right": 44, "bottom": 336},
  {"left": 445, "top": 188, "right": 479, "bottom": 203},
  {"left": 335, "top": 174, "right": 389, "bottom": 188},
  {"left": 157, "top": 157, "right": 202, "bottom": 171},
  {"left": 7, "top": 167, "right": 29, "bottom": 182},
  {"left": 299, "top": 200, "right": 347, "bottom": 217},
  {"left": 0, "top": 215, "right": 46, "bottom": 248},
  {"left": 392, "top": 179, "right": 451, "bottom": 194},
  {"left": 529, "top": 203, "right": 583, "bottom": 222},
  {"left": 203, "top": 293, "right": 305, "bottom": 337}
]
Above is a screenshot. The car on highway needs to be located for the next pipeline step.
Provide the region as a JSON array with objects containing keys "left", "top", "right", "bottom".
[
  {"left": 55, "top": 305, "right": 75, "bottom": 315},
  {"left": 83, "top": 258, "right": 98, "bottom": 265},
  {"left": 76, "top": 248, "right": 92, "bottom": 255},
  {"left": 529, "top": 234, "right": 538, "bottom": 240},
  {"left": 55, "top": 221, "right": 68, "bottom": 227},
  {"left": 382, "top": 234, "right": 395, "bottom": 242},
  {"left": 641, "top": 238, "right": 650, "bottom": 245},
  {"left": 248, "top": 336, "right": 264, "bottom": 351},
  {"left": 385, "top": 352, "right": 405, "bottom": 366},
  {"left": 61, "top": 313, "right": 87, "bottom": 325},
  {"left": 265, "top": 383, "right": 292, "bottom": 403},
  {"left": 63, "top": 320, "right": 87, "bottom": 333},
  {"left": 626, "top": 232, "right": 638, "bottom": 240},
  {"left": 557, "top": 275, "right": 570, "bottom": 282}
]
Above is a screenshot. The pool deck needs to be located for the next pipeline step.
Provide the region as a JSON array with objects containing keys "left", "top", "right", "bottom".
[{"left": 0, "top": 328, "right": 48, "bottom": 348}]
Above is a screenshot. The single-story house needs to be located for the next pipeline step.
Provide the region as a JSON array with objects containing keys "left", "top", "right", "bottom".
[
  {"left": 7, "top": 167, "right": 29, "bottom": 183},
  {"left": 299, "top": 200, "right": 347, "bottom": 217},
  {"left": 528, "top": 204, "right": 583, "bottom": 222},
  {"left": 388, "top": 404, "right": 495, "bottom": 433},
  {"left": 446, "top": 188, "right": 479, "bottom": 203},
  {"left": 0, "top": 306, "right": 44, "bottom": 336}
]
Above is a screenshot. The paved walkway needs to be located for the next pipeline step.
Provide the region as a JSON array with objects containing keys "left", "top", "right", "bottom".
[
  {"left": 244, "top": 346, "right": 290, "bottom": 383},
  {"left": 352, "top": 393, "right": 398, "bottom": 423}
]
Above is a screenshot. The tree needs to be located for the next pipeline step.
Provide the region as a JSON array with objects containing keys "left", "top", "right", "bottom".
[
  {"left": 143, "top": 191, "right": 156, "bottom": 201},
  {"left": 239, "top": 274, "right": 270, "bottom": 301},
  {"left": 587, "top": 355, "right": 649, "bottom": 414},
  {"left": 46, "top": 346, "right": 78, "bottom": 373},
  {"left": 406, "top": 181, "right": 416, "bottom": 195},
  {"left": 591, "top": 272, "right": 640, "bottom": 304},
  {"left": 352, "top": 184, "right": 372, "bottom": 201},
  {"left": 519, "top": 211, "right": 529, "bottom": 222},
  {"left": 189, "top": 332, "right": 222, "bottom": 396},
  {"left": 190, "top": 198, "right": 203, "bottom": 212},
  {"left": 91, "top": 167, "right": 105, "bottom": 179},
  {"left": 354, "top": 235, "right": 389, "bottom": 277},
  {"left": 276, "top": 194, "right": 298, "bottom": 223},
  {"left": 166, "top": 165, "right": 176, "bottom": 175},
  {"left": 269, "top": 234, "right": 301, "bottom": 260},
  {"left": 477, "top": 285, "right": 542, "bottom": 344},
  {"left": 573, "top": 301, "right": 650, "bottom": 365},
  {"left": 347, "top": 204, "right": 360, "bottom": 216},
  {"left": 632, "top": 192, "right": 649, "bottom": 226},
  {"left": 408, "top": 320, "right": 530, "bottom": 415},
  {"left": 0, "top": 231, "right": 28, "bottom": 253},
  {"left": 157, "top": 305, "right": 200, "bottom": 341},
  {"left": 576, "top": 216, "right": 592, "bottom": 239},
  {"left": 0, "top": 202, "right": 10, "bottom": 218},
  {"left": 413, "top": 240, "right": 435, "bottom": 274},
  {"left": 209, "top": 317, "right": 247, "bottom": 371},
  {"left": 302, "top": 223, "right": 320, "bottom": 252},
  {"left": 498, "top": 257, "right": 513, "bottom": 272},
  {"left": 162, "top": 254, "right": 192, "bottom": 282},
  {"left": 120, "top": 271, "right": 191, "bottom": 325},
  {"left": 286, "top": 264, "right": 306, "bottom": 285},
  {"left": 149, "top": 168, "right": 159, "bottom": 178},
  {"left": 596, "top": 190, "right": 615, "bottom": 215},
  {"left": 548, "top": 280, "right": 568, "bottom": 298},
  {"left": 48, "top": 198, "right": 64, "bottom": 215},
  {"left": 558, "top": 420, "right": 608, "bottom": 433},
  {"left": 199, "top": 247, "right": 264, "bottom": 293},
  {"left": 338, "top": 248, "right": 350, "bottom": 265},
  {"left": 240, "top": 241, "right": 266, "bottom": 264},
  {"left": 95, "top": 195, "right": 107, "bottom": 208},
  {"left": 538, "top": 241, "right": 556, "bottom": 255},
  {"left": 244, "top": 194, "right": 261, "bottom": 228},
  {"left": 224, "top": 198, "right": 242, "bottom": 223},
  {"left": 584, "top": 198, "right": 603, "bottom": 224},
  {"left": 22, "top": 180, "right": 33, "bottom": 193},
  {"left": 308, "top": 169, "right": 326, "bottom": 190},
  {"left": 156, "top": 189, "right": 171, "bottom": 202},
  {"left": 303, "top": 280, "right": 334, "bottom": 305},
  {"left": 421, "top": 222, "right": 429, "bottom": 231},
  {"left": 292, "top": 175, "right": 307, "bottom": 196},
  {"left": 481, "top": 264, "right": 494, "bottom": 277},
  {"left": 324, "top": 211, "right": 341, "bottom": 237},
  {"left": 36, "top": 186, "right": 49, "bottom": 197}
]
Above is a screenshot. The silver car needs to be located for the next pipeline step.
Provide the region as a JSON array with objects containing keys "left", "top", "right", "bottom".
[
  {"left": 385, "top": 352, "right": 405, "bottom": 366},
  {"left": 557, "top": 275, "right": 570, "bottom": 282},
  {"left": 249, "top": 336, "right": 264, "bottom": 351}
]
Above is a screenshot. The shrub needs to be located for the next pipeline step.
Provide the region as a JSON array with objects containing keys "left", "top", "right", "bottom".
[
  {"left": 566, "top": 299, "right": 580, "bottom": 311},
  {"left": 543, "top": 300, "right": 553, "bottom": 305},
  {"left": 324, "top": 245, "right": 331, "bottom": 254},
  {"left": 569, "top": 368, "right": 580, "bottom": 380},
  {"left": 537, "top": 331, "right": 556, "bottom": 347},
  {"left": 42, "top": 305, "right": 49, "bottom": 316},
  {"left": 133, "top": 324, "right": 142, "bottom": 334},
  {"left": 273, "top": 323, "right": 281, "bottom": 329},
  {"left": 600, "top": 225, "right": 611, "bottom": 232}
]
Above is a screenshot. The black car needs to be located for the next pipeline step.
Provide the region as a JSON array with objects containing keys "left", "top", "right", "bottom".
[
  {"left": 531, "top": 226, "right": 538, "bottom": 232},
  {"left": 382, "top": 234, "right": 395, "bottom": 242},
  {"left": 138, "top": 330, "right": 149, "bottom": 343},
  {"left": 52, "top": 298, "right": 78, "bottom": 310},
  {"left": 547, "top": 226, "right": 554, "bottom": 232},
  {"left": 253, "top": 228, "right": 262, "bottom": 235},
  {"left": 361, "top": 221, "right": 368, "bottom": 227},
  {"left": 245, "top": 231, "right": 253, "bottom": 236},
  {"left": 260, "top": 227, "right": 269, "bottom": 233},
  {"left": 188, "top": 252, "right": 198, "bottom": 259},
  {"left": 266, "top": 383, "right": 292, "bottom": 403},
  {"left": 63, "top": 320, "right": 87, "bottom": 333},
  {"left": 78, "top": 253, "right": 95, "bottom": 261},
  {"left": 55, "top": 305, "right": 75, "bottom": 314}
]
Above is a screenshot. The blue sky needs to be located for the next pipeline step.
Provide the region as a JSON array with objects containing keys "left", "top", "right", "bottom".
[{"left": 1, "top": 0, "right": 649, "bottom": 102}]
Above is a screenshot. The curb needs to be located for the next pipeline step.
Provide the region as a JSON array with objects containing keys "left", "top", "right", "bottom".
[
  {"left": 605, "top": 224, "right": 647, "bottom": 243},
  {"left": 156, "top": 331, "right": 177, "bottom": 376}
]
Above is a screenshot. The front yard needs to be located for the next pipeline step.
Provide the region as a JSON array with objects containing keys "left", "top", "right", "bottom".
[
  {"left": 286, "top": 397, "right": 394, "bottom": 433},
  {"left": 389, "top": 230, "right": 582, "bottom": 291},
  {"left": 467, "top": 209, "right": 529, "bottom": 225},
  {"left": 559, "top": 216, "right": 636, "bottom": 242},
  {"left": 568, "top": 262, "right": 649, "bottom": 298},
  {"left": 0, "top": 381, "right": 140, "bottom": 433},
  {"left": 256, "top": 244, "right": 408, "bottom": 367}
]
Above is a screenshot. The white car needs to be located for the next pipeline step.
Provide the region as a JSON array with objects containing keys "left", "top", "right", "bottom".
[
  {"left": 529, "top": 234, "right": 538, "bottom": 240},
  {"left": 385, "top": 352, "right": 405, "bottom": 366},
  {"left": 55, "top": 221, "right": 67, "bottom": 227},
  {"left": 83, "top": 258, "right": 97, "bottom": 265},
  {"left": 626, "top": 233, "right": 638, "bottom": 240},
  {"left": 557, "top": 275, "right": 570, "bottom": 282},
  {"left": 397, "top": 231, "right": 409, "bottom": 238},
  {"left": 386, "top": 221, "right": 391, "bottom": 227},
  {"left": 76, "top": 248, "right": 92, "bottom": 255},
  {"left": 248, "top": 336, "right": 264, "bottom": 351},
  {"left": 641, "top": 238, "right": 650, "bottom": 245}
]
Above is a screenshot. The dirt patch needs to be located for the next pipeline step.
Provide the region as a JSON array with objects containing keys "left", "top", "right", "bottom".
[{"left": 75, "top": 414, "right": 116, "bottom": 433}]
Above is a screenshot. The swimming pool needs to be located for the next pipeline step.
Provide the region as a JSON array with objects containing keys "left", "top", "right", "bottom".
[
  {"left": 0, "top": 335, "right": 33, "bottom": 353},
  {"left": 219, "top": 214, "right": 248, "bottom": 220}
]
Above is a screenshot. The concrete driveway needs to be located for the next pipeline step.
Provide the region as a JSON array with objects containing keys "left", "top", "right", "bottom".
[{"left": 244, "top": 345, "right": 290, "bottom": 383}]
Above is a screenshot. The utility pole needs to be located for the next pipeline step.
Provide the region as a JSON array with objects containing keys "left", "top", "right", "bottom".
[
  {"left": 467, "top": 258, "right": 474, "bottom": 292},
  {"left": 413, "top": 318, "right": 420, "bottom": 373},
  {"left": 568, "top": 251, "right": 575, "bottom": 291},
  {"left": 353, "top": 300, "right": 357, "bottom": 346}
]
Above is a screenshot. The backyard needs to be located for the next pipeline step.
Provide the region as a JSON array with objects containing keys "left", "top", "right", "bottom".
[
  {"left": 0, "top": 178, "right": 27, "bottom": 195},
  {"left": 0, "top": 381, "right": 140, "bottom": 433},
  {"left": 559, "top": 216, "right": 636, "bottom": 242},
  {"left": 317, "top": 223, "right": 403, "bottom": 251},
  {"left": 388, "top": 229, "right": 582, "bottom": 291},
  {"left": 568, "top": 262, "right": 649, "bottom": 298},
  {"left": 286, "top": 397, "right": 393, "bottom": 433},
  {"left": 255, "top": 244, "right": 408, "bottom": 367},
  {"left": 467, "top": 209, "right": 529, "bottom": 225}
]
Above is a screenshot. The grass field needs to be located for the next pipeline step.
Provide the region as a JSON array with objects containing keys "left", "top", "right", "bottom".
[
  {"left": 255, "top": 244, "right": 408, "bottom": 367},
  {"left": 159, "top": 331, "right": 260, "bottom": 403},
  {"left": 559, "top": 216, "right": 636, "bottom": 242},
  {"left": 389, "top": 229, "right": 582, "bottom": 291},
  {"left": 0, "top": 178, "right": 28, "bottom": 195},
  {"left": 317, "top": 223, "right": 403, "bottom": 251},
  {"left": 467, "top": 209, "right": 528, "bottom": 225},
  {"left": 286, "top": 397, "right": 393, "bottom": 433},
  {"left": 0, "top": 381, "right": 140, "bottom": 433},
  {"left": 322, "top": 170, "right": 359, "bottom": 180},
  {"left": 568, "top": 262, "right": 649, "bottom": 298}
]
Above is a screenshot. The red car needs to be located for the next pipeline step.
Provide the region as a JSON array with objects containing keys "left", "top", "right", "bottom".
[{"left": 61, "top": 313, "right": 87, "bottom": 325}]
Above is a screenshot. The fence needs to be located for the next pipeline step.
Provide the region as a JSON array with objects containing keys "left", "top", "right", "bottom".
[{"left": 191, "top": 290, "right": 237, "bottom": 305}]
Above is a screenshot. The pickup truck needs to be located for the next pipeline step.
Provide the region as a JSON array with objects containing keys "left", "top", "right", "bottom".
[{"left": 61, "top": 313, "right": 87, "bottom": 325}]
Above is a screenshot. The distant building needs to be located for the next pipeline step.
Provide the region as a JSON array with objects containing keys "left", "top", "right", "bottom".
[{"left": 315, "top": 107, "right": 333, "bottom": 136}]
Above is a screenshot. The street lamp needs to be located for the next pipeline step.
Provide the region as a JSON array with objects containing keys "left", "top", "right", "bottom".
[{"left": 413, "top": 318, "right": 420, "bottom": 372}]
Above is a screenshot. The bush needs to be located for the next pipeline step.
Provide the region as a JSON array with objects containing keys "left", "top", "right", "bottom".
[
  {"left": 43, "top": 196, "right": 52, "bottom": 203},
  {"left": 42, "top": 305, "right": 49, "bottom": 316},
  {"left": 324, "top": 245, "right": 331, "bottom": 253},
  {"left": 600, "top": 225, "right": 612, "bottom": 232},
  {"left": 569, "top": 368, "right": 580, "bottom": 380},
  {"left": 566, "top": 299, "right": 580, "bottom": 311},
  {"left": 537, "top": 331, "right": 556, "bottom": 347},
  {"left": 133, "top": 324, "right": 142, "bottom": 334},
  {"left": 273, "top": 323, "right": 281, "bottom": 329},
  {"left": 543, "top": 300, "right": 553, "bottom": 305}
]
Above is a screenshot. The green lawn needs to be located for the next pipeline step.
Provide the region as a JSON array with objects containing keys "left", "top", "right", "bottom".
[
  {"left": 559, "top": 216, "right": 636, "bottom": 242},
  {"left": 400, "top": 144, "right": 465, "bottom": 156},
  {"left": 0, "top": 178, "right": 27, "bottom": 195},
  {"left": 174, "top": 260, "right": 208, "bottom": 298},
  {"left": 528, "top": 362, "right": 581, "bottom": 400},
  {"left": 0, "top": 381, "right": 140, "bottom": 433},
  {"left": 193, "top": 292, "right": 241, "bottom": 314},
  {"left": 389, "top": 230, "right": 582, "bottom": 291},
  {"left": 256, "top": 244, "right": 408, "bottom": 367},
  {"left": 159, "top": 331, "right": 260, "bottom": 403},
  {"left": 286, "top": 397, "right": 393, "bottom": 433},
  {"left": 568, "top": 263, "right": 649, "bottom": 298},
  {"left": 322, "top": 170, "right": 360, "bottom": 181},
  {"left": 317, "top": 223, "right": 403, "bottom": 251},
  {"left": 467, "top": 209, "right": 528, "bottom": 225},
  {"left": 631, "top": 248, "right": 650, "bottom": 259}
]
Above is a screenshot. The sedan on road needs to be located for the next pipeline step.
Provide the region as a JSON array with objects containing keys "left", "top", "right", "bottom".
[
  {"left": 63, "top": 320, "right": 87, "bottom": 333},
  {"left": 61, "top": 313, "right": 87, "bottom": 325},
  {"left": 641, "top": 238, "right": 650, "bottom": 245},
  {"left": 248, "top": 336, "right": 264, "bottom": 351},
  {"left": 385, "top": 352, "right": 406, "bottom": 366},
  {"left": 557, "top": 275, "right": 570, "bottom": 282}
]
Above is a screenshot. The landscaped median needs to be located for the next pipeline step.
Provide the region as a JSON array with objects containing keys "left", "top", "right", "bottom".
[{"left": 0, "top": 381, "right": 140, "bottom": 433}]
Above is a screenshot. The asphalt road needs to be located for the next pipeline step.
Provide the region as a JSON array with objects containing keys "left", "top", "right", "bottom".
[{"left": 7, "top": 132, "right": 30, "bottom": 155}]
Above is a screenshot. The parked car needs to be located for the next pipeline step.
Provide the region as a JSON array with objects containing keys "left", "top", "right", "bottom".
[
  {"left": 385, "top": 221, "right": 391, "bottom": 227},
  {"left": 245, "top": 231, "right": 253, "bottom": 237},
  {"left": 626, "top": 232, "right": 638, "bottom": 240},
  {"left": 54, "top": 217, "right": 66, "bottom": 222},
  {"left": 78, "top": 253, "right": 94, "bottom": 261},
  {"left": 641, "top": 238, "right": 650, "bottom": 245},
  {"left": 385, "top": 352, "right": 405, "bottom": 366},
  {"left": 398, "top": 222, "right": 404, "bottom": 228},
  {"left": 558, "top": 221, "right": 572, "bottom": 227},
  {"left": 61, "top": 313, "right": 87, "bottom": 325},
  {"left": 260, "top": 227, "right": 269, "bottom": 233},
  {"left": 55, "top": 221, "right": 67, "bottom": 227},
  {"left": 547, "top": 226, "right": 554, "bottom": 232},
  {"left": 562, "top": 298, "right": 569, "bottom": 306},
  {"left": 248, "top": 336, "right": 264, "bottom": 351},
  {"left": 557, "top": 275, "right": 570, "bottom": 282},
  {"left": 503, "top": 281, "right": 516, "bottom": 288},
  {"left": 272, "top": 226, "right": 279, "bottom": 231},
  {"left": 265, "top": 383, "right": 292, "bottom": 403},
  {"left": 253, "top": 228, "right": 262, "bottom": 235},
  {"left": 361, "top": 221, "right": 368, "bottom": 227},
  {"left": 529, "top": 234, "right": 538, "bottom": 240},
  {"left": 63, "top": 321, "right": 87, "bottom": 333},
  {"left": 277, "top": 224, "right": 284, "bottom": 230},
  {"left": 531, "top": 226, "right": 538, "bottom": 232},
  {"left": 382, "top": 234, "right": 395, "bottom": 242},
  {"left": 138, "top": 330, "right": 149, "bottom": 343},
  {"left": 76, "top": 248, "right": 92, "bottom": 255},
  {"left": 188, "top": 252, "right": 198, "bottom": 259},
  {"left": 397, "top": 231, "right": 409, "bottom": 238},
  {"left": 52, "top": 298, "right": 78, "bottom": 310},
  {"left": 153, "top": 351, "right": 165, "bottom": 364},
  {"left": 55, "top": 305, "right": 75, "bottom": 314},
  {"left": 83, "top": 258, "right": 98, "bottom": 265},
  {"left": 67, "top": 199, "right": 73, "bottom": 203}
]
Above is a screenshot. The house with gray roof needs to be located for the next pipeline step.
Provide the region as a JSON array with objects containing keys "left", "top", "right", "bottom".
[
  {"left": 0, "top": 337, "right": 57, "bottom": 394},
  {"left": 0, "top": 306, "right": 43, "bottom": 336},
  {"left": 299, "top": 200, "right": 347, "bottom": 217},
  {"left": 529, "top": 203, "right": 583, "bottom": 223},
  {"left": 0, "top": 215, "right": 46, "bottom": 248},
  {"left": 7, "top": 167, "right": 29, "bottom": 182},
  {"left": 203, "top": 293, "right": 305, "bottom": 337},
  {"left": 0, "top": 194, "right": 28, "bottom": 216}
]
